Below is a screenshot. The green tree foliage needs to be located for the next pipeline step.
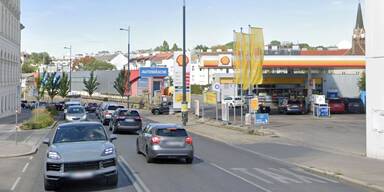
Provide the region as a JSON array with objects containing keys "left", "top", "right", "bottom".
[
  {"left": 113, "top": 68, "right": 126, "bottom": 98},
  {"left": 270, "top": 40, "right": 281, "bottom": 46},
  {"left": 154, "top": 40, "right": 170, "bottom": 51},
  {"left": 81, "top": 60, "right": 116, "bottom": 71},
  {"left": 22, "top": 63, "right": 37, "bottom": 73},
  {"left": 171, "top": 43, "right": 182, "bottom": 51},
  {"left": 194, "top": 45, "right": 209, "bottom": 52},
  {"left": 45, "top": 73, "right": 60, "bottom": 102},
  {"left": 83, "top": 71, "right": 100, "bottom": 97},
  {"left": 298, "top": 43, "right": 311, "bottom": 49},
  {"left": 26, "top": 52, "right": 52, "bottom": 65},
  {"left": 358, "top": 71, "right": 366, "bottom": 91},
  {"left": 34, "top": 72, "right": 46, "bottom": 102},
  {"left": 58, "top": 72, "right": 70, "bottom": 98}
]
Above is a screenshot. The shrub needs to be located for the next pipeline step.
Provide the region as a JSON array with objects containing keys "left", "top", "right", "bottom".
[
  {"left": 46, "top": 105, "right": 59, "bottom": 116},
  {"left": 21, "top": 109, "right": 54, "bottom": 130}
]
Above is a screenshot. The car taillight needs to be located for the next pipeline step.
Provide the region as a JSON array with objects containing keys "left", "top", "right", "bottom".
[
  {"left": 151, "top": 136, "right": 161, "bottom": 145},
  {"left": 117, "top": 116, "right": 125, "bottom": 120},
  {"left": 134, "top": 116, "right": 141, "bottom": 120},
  {"left": 185, "top": 136, "right": 193, "bottom": 145}
]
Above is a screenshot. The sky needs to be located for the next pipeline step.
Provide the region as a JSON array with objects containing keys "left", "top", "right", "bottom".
[{"left": 21, "top": 0, "right": 360, "bottom": 57}]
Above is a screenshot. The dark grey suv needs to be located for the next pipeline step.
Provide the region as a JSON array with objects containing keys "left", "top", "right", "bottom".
[
  {"left": 43, "top": 122, "right": 118, "bottom": 190},
  {"left": 136, "top": 123, "right": 194, "bottom": 164}
]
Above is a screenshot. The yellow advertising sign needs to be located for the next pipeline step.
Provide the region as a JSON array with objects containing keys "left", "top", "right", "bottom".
[
  {"left": 220, "top": 77, "right": 235, "bottom": 84},
  {"left": 204, "top": 91, "right": 217, "bottom": 105},
  {"left": 175, "top": 93, "right": 191, "bottom": 103},
  {"left": 250, "top": 98, "right": 259, "bottom": 111}
]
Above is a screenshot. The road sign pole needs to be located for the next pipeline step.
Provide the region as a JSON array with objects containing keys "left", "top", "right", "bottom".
[
  {"left": 15, "top": 110, "right": 18, "bottom": 145},
  {"left": 216, "top": 102, "right": 218, "bottom": 122}
]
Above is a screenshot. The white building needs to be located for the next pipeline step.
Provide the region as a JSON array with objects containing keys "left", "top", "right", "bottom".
[{"left": 0, "top": 0, "right": 21, "bottom": 118}]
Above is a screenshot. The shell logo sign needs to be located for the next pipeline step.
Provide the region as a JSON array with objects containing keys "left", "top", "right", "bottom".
[
  {"left": 176, "top": 55, "right": 190, "bottom": 67},
  {"left": 220, "top": 56, "right": 230, "bottom": 65}
]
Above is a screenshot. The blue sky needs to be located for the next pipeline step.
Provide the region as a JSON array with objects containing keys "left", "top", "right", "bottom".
[{"left": 21, "top": 0, "right": 360, "bottom": 57}]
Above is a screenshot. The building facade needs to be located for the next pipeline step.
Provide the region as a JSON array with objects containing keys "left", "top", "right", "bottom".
[{"left": 0, "top": 0, "right": 21, "bottom": 118}]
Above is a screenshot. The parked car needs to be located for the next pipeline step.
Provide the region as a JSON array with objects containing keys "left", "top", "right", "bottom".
[
  {"left": 54, "top": 101, "right": 65, "bottom": 111},
  {"left": 136, "top": 123, "right": 194, "bottom": 164},
  {"left": 65, "top": 106, "right": 87, "bottom": 122},
  {"left": 85, "top": 102, "right": 98, "bottom": 113},
  {"left": 21, "top": 100, "right": 28, "bottom": 108},
  {"left": 43, "top": 122, "right": 118, "bottom": 190},
  {"left": 26, "top": 101, "right": 37, "bottom": 109},
  {"left": 328, "top": 99, "right": 346, "bottom": 114},
  {"left": 100, "top": 103, "right": 124, "bottom": 125},
  {"left": 222, "top": 96, "right": 243, "bottom": 108},
  {"left": 63, "top": 101, "right": 81, "bottom": 119},
  {"left": 279, "top": 100, "right": 305, "bottom": 114},
  {"left": 151, "top": 101, "right": 172, "bottom": 115},
  {"left": 343, "top": 98, "right": 365, "bottom": 114},
  {"left": 109, "top": 109, "right": 142, "bottom": 133}
]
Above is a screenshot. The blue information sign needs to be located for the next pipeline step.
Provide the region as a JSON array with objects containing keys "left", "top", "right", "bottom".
[
  {"left": 140, "top": 67, "right": 168, "bottom": 77},
  {"left": 255, "top": 113, "right": 269, "bottom": 125}
]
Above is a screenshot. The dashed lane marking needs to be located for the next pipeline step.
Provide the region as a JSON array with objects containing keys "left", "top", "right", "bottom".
[
  {"left": 22, "top": 163, "right": 29, "bottom": 173},
  {"left": 10, "top": 177, "right": 21, "bottom": 191},
  {"left": 210, "top": 163, "right": 273, "bottom": 192}
]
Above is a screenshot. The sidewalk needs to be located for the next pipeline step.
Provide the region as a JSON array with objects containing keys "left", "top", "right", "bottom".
[{"left": 146, "top": 112, "right": 384, "bottom": 192}]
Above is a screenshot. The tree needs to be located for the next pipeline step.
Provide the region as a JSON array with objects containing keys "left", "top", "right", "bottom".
[
  {"left": 58, "top": 72, "right": 70, "bottom": 98},
  {"left": 171, "top": 43, "right": 182, "bottom": 51},
  {"left": 194, "top": 44, "right": 209, "bottom": 52},
  {"left": 34, "top": 71, "right": 46, "bottom": 102},
  {"left": 270, "top": 40, "right": 281, "bottom": 46},
  {"left": 26, "top": 52, "right": 52, "bottom": 65},
  {"left": 358, "top": 71, "right": 366, "bottom": 91},
  {"left": 45, "top": 73, "right": 60, "bottom": 102},
  {"left": 154, "top": 40, "right": 170, "bottom": 52},
  {"left": 81, "top": 60, "right": 116, "bottom": 71},
  {"left": 22, "top": 63, "right": 37, "bottom": 73},
  {"left": 83, "top": 71, "right": 100, "bottom": 97},
  {"left": 113, "top": 68, "right": 126, "bottom": 99},
  {"left": 73, "top": 56, "right": 96, "bottom": 70}
]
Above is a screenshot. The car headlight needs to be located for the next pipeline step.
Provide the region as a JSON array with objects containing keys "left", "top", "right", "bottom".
[
  {"left": 82, "top": 114, "right": 87, "bottom": 119},
  {"left": 102, "top": 147, "right": 114, "bottom": 156},
  {"left": 47, "top": 151, "right": 61, "bottom": 160}
]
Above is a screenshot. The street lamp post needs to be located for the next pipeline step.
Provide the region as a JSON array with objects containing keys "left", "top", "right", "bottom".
[
  {"left": 181, "top": 0, "right": 188, "bottom": 126},
  {"left": 64, "top": 46, "right": 72, "bottom": 92},
  {"left": 120, "top": 27, "right": 131, "bottom": 108}
]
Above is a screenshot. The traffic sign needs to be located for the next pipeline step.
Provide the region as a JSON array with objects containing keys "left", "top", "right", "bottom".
[
  {"left": 255, "top": 113, "right": 269, "bottom": 124},
  {"left": 213, "top": 83, "right": 221, "bottom": 91}
]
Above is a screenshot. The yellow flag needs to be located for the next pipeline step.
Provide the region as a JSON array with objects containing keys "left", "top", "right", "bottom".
[
  {"left": 249, "top": 27, "right": 264, "bottom": 85},
  {"left": 233, "top": 32, "right": 242, "bottom": 84},
  {"left": 241, "top": 33, "right": 250, "bottom": 90}
]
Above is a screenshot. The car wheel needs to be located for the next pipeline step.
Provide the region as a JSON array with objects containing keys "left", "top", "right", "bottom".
[
  {"left": 112, "top": 126, "right": 118, "bottom": 134},
  {"left": 109, "top": 122, "right": 112, "bottom": 131},
  {"left": 136, "top": 139, "right": 141, "bottom": 154},
  {"left": 106, "top": 173, "right": 118, "bottom": 187},
  {"left": 185, "top": 157, "right": 193, "bottom": 164},
  {"left": 146, "top": 147, "right": 153, "bottom": 163},
  {"left": 154, "top": 110, "right": 160, "bottom": 115},
  {"left": 44, "top": 179, "right": 58, "bottom": 191}
]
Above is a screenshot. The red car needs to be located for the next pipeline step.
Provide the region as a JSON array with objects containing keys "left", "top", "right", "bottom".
[{"left": 328, "top": 99, "right": 345, "bottom": 113}]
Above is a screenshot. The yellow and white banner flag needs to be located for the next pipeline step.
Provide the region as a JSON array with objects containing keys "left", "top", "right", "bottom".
[
  {"left": 233, "top": 32, "right": 242, "bottom": 84},
  {"left": 241, "top": 32, "right": 250, "bottom": 90},
  {"left": 249, "top": 27, "right": 264, "bottom": 85}
]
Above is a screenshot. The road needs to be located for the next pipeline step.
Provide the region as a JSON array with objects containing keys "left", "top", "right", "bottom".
[{"left": 7, "top": 111, "right": 368, "bottom": 192}]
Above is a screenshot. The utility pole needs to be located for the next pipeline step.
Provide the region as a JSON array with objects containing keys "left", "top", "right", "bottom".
[
  {"left": 64, "top": 46, "right": 72, "bottom": 92},
  {"left": 120, "top": 27, "right": 131, "bottom": 108},
  {"left": 181, "top": 0, "right": 188, "bottom": 126}
]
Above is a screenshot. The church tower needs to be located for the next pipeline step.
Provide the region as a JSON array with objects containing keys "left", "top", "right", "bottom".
[{"left": 350, "top": 2, "right": 365, "bottom": 55}]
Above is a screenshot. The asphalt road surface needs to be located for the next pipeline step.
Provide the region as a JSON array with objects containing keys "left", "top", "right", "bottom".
[{"left": 8, "top": 111, "right": 368, "bottom": 192}]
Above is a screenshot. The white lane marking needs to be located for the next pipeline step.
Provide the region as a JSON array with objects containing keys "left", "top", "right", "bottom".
[
  {"left": 271, "top": 168, "right": 327, "bottom": 184},
  {"left": 29, "top": 156, "right": 33, "bottom": 160},
  {"left": 210, "top": 163, "right": 273, "bottom": 192},
  {"left": 291, "top": 167, "right": 339, "bottom": 183},
  {"left": 23, "top": 133, "right": 34, "bottom": 143},
  {"left": 22, "top": 163, "right": 30, "bottom": 173},
  {"left": 231, "top": 168, "right": 274, "bottom": 184},
  {"left": 194, "top": 134, "right": 340, "bottom": 183},
  {"left": 10, "top": 177, "right": 21, "bottom": 191},
  {"left": 253, "top": 168, "right": 302, "bottom": 184},
  {"left": 118, "top": 156, "right": 151, "bottom": 192}
]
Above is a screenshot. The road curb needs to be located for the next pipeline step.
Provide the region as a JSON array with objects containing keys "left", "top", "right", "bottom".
[
  {"left": 187, "top": 127, "right": 384, "bottom": 192},
  {"left": 0, "top": 121, "right": 57, "bottom": 159}
]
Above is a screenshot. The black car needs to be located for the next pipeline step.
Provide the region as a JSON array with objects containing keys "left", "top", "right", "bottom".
[
  {"left": 151, "top": 102, "right": 172, "bottom": 115},
  {"left": 85, "top": 102, "right": 98, "bottom": 112},
  {"left": 109, "top": 109, "right": 142, "bottom": 133},
  {"left": 21, "top": 100, "right": 28, "bottom": 108},
  {"left": 343, "top": 98, "right": 365, "bottom": 114},
  {"left": 54, "top": 101, "right": 65, "bottom": 111}
]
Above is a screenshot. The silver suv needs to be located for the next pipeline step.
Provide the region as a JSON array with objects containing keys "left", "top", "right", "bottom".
[
  {"left": 136, "top": 123, "right": 194, "bottom": 164},
  {"left": 43, "top": 122, "right": 118, "bottom": 190}
]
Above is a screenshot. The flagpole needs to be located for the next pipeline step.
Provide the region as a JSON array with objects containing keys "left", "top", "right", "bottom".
[
  {"left": 248, "top": 25, "right": 252, "bottom": 115},
  {"left": 240, "top": 27, "right": 244, "bottom": 127}
]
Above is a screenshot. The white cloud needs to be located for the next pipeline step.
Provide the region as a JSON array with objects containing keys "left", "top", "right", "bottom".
[
  {"left": 332, "top": 0, "right": 344, "bottom": 5},
  {"left": 337, "top": 40, "right": 352, "bottom": 49}
]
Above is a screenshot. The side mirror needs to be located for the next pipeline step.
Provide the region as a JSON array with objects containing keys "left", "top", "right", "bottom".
[
  {"left": 109, "top": 134, "right": 117, "bottom": 142},
  {"left": 43, "top": 138, "right": 50, "bottom": 146}
]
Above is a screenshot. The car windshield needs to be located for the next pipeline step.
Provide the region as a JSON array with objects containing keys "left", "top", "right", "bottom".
[
  {"left": 329, "top": 100, "right": 343, "bottom": 104},
  {"left": 224, "top": 97, "right": 232, "bottom": 100},
  {"left": 118, "top": 110, "right": 140, "bottom": 117},
  {"left": 156, "top": 128, "right": 188, "bottom": 137},
  {"left": 53, "top": 124, "right": 107, "bottom": 143},
  {"left": 108, "top": 105, "right": 124, "bottom": 110},
  {"left": 68, "top": 107, "right": 85, "bottom": 114},
  {"left": 88, "top": 103, "right": 98, "bottom": 106},
  {"left": 288, "top": 100, "right": 301, "bottom": 104}
]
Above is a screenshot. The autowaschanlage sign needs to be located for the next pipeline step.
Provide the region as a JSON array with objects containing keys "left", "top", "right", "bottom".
[{"left": 139, "top": 67, "right": 168, "bottom": 77}]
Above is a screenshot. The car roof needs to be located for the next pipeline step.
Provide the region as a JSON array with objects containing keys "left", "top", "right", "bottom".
[
  {"left": 149, "top": 123, "right": 183, "bottom": 129},
  {"left": 59, "top": 121, "right": 103, "bottom": 127},
  {"left": 65, "top": 101, "right": 81, "bottom": 104}
]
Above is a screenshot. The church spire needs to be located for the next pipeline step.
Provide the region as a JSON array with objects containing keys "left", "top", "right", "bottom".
[{"left": 355, "top": 2, "right": 364, "bottom": 29}]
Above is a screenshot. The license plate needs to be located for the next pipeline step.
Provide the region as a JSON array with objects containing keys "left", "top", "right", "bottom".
[
  {"left": 125, "top": 119, "right": 134, "bottom": 122},
  {"left": 166, "top": 141, "right": 183, "bottom": 146},
  {"left": 71, "top": 171, "right": 94, "bottom": 179}
]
